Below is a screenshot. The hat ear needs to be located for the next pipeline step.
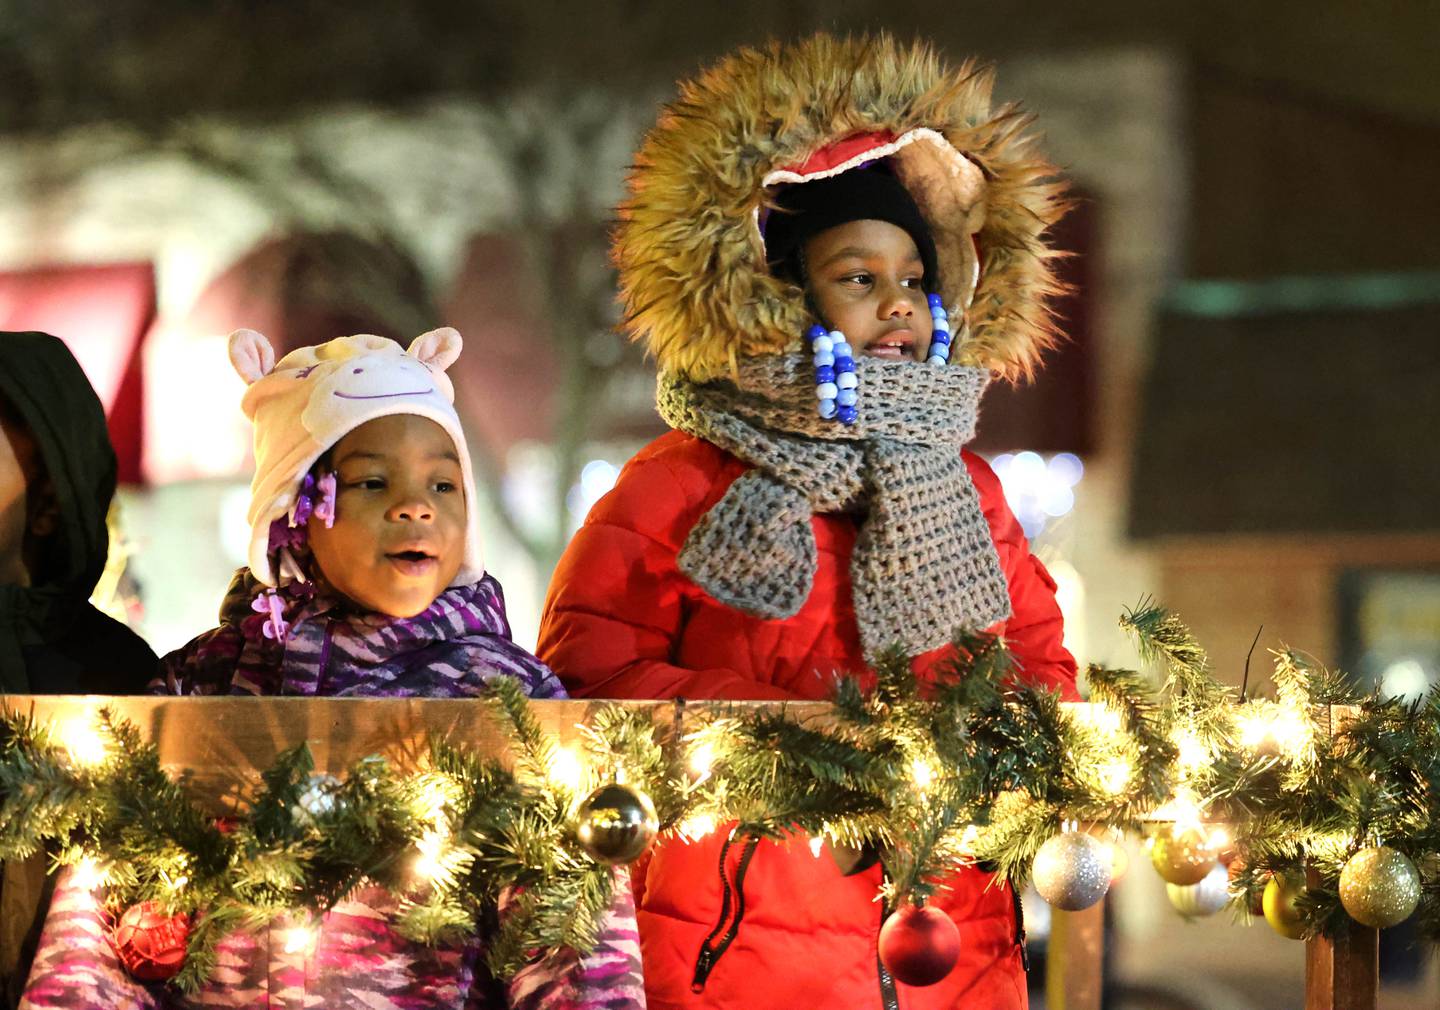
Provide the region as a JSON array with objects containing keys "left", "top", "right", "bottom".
[
  {"left": 228, "top": 329, "right": 277, "bottom": 384},
  {"left": 407, "top": 327, "right": 462, "bottom": 373}
]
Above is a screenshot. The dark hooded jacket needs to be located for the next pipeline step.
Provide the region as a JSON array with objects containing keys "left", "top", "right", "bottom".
[{"left": 0, "top": 331, "right": 158, "bottom": 693}]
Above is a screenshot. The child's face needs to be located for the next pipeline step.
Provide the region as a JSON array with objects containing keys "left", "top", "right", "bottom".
[
  {"left": 803, "top": 218, "right": 934, "bottom": 362},
  {"left": 306, "top": 413, "right": 467, "bottom": 618}
]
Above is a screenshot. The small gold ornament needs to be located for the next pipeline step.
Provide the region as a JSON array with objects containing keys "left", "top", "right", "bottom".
[
  {"left": 1149, "top": 825, "right": 1218, "bottom": 886},
  {"left": 1033, "top": 831, "right": 1111, "bottom": 911},
  {"left": 1339, "top": 846, "right": 1420, "bottom": 929},
  {"left": 1167, "top": 864, "right": 1229, "bottom": 918},
  {"left": 1262, "top": 874, "right": 1308, "bottom": 940},
  {"left": 574, "top": 783, "right": 658, "bottom": 865}
]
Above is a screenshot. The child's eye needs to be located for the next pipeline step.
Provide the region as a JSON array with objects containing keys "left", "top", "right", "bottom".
[
  {"left": 434, "top": 481, "right": 457, "bottom": 494},
  {"left": 841, "top": 272, "right": 873, "bottom": 287},
  {"left": 903, "top": 277, "right": 925, "bottom": 289},
  {"left": 350, "top": 477, "right": 386, "bottom": 491}
]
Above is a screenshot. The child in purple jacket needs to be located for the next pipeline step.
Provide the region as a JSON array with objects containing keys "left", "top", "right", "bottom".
[
  {"left": 21, "top": 329, "right": 643, "bottom": 1010},
  {"left": 156, "top": 327, "right": 561, "bottom": 699}
]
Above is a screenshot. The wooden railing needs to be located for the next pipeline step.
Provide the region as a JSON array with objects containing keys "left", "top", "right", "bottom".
[{"left": 0, "top": 696, "right": 1380, "bottom": 1010}]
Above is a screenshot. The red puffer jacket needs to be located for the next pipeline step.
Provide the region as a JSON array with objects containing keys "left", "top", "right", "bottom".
[{"left": 538, "top": 430, "right": 1079, "bottom": 1010}]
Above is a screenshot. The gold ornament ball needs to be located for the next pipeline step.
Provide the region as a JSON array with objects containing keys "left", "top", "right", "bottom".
[
  {"left": 1150, "top": 826, "right": 1217, "bottom": 886},
  {"left": 1167, "top": 863, "right": 1230, "bottom": 919},
  {"left": 1262, "top": 875, "right": 1308, "bottom": 940},
  {"left": 1033, "top": 832, "right": 1112, "bottom": 911},
  {"left": 574, "top": 783, "right": 658, "bottom": 865},
  {"left": 1339, "top": 846, "right": 1421, "bottom": 929}
]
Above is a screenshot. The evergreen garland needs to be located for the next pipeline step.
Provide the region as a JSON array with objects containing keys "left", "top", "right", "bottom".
[{"left": 2, "top": 606, "right": 1439, "bottom": 990}]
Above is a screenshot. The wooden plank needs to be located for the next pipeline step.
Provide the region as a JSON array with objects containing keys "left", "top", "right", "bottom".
[
  {"left": 1045, "top": 898, "right": 1104, "bottom": 1010},
  {"left": 1304, "top": 928, "right": 1378, "bottom": 1010},
  {"left": 0, "top": 696, "right": 838, "bottom": 813},
  {"left": 0, "top": 855, "right": 48, "bottom": 1006},
  {"left": 1304, "top": 867, "right": 1378, "bottom": 1010}
]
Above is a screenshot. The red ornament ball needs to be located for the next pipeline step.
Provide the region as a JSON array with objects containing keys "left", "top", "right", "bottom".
[
  {"left": 110, "top": 901, "right": 190, "bottom": 981},
  {"left": 878, "top": 903, "right": 961, "bottom": 987}
]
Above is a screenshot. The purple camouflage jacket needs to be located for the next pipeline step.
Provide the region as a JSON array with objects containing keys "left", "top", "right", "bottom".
[{"left": 21, "top": 572, "right": 645, "bottom": 1010}]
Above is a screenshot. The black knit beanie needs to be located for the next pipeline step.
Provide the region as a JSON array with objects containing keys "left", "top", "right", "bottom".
[{"left": 762, "top": 168, "right": 940, "bottom": 291}]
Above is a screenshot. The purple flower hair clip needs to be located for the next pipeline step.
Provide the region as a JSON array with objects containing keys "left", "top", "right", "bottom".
[
  {"left": 291, "top": 472, "right": 317, "bottom": 527},
  {"left": 312, "top": 472, "right": 337, "bottom": 528},
  {"left": 251, "top": 588, "right": 290, "bottom": 642},
  {"left": 268, "top": 516, "right": 307, "bottom": 554}
]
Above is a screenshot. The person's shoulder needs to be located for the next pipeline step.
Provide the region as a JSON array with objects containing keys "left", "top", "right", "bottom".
[
  {"left": 49, "top": 605, "right": 159, "bottom": 694},
  {"left": 596, "top": 431, "right": 746, "bottom": 530}
]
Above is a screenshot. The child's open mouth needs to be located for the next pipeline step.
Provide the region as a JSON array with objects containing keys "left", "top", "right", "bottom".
[
  {"left": 863, "top": 330, "right": 914, "bottom": 360},
  {"left": 386, "top": 549, "right": 438, "bottom": 577}
]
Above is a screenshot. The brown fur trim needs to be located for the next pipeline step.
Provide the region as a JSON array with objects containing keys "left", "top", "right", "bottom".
[{"left": 614, "top": 32, "right": 1072, "bottom": 383}]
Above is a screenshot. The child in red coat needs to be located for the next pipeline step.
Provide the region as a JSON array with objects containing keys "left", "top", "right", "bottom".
[{"left": 539, "top": 34, "right": 1078, "bottom": 1010}]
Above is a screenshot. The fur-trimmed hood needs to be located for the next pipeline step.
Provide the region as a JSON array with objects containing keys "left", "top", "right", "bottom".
[{"left": 614, "top": 33, "right": 1071, "bottom": 383}]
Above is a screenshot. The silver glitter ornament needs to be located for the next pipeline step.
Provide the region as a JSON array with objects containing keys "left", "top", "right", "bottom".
[
  {"left": 292, "top": 773, "right": 343, "bottom": 825},
  {"left": 574, "top": 783, "right": 658, "bottom": 865},
  {"left": 1167, "top": 863, "right": 1229, "bottom": 918},
  {"left": 1340, "top": 846, "right": 1420, "bottom": 929},
  {"left": 1032, "top": 831, "right": 1111, "bottom": 911}
]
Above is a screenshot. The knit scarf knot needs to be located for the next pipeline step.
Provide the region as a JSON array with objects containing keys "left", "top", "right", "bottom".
[{"left": 657, "top": 354, "right": 1011, "bottom": 663}]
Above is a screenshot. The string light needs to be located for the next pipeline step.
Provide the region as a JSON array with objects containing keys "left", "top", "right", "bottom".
[
  {"left": 1236, "top": 701, "right": 1312, "bottom": 758},
  {"left": 689, "top": 742, "right": 715, "bottom": 782},
  {"left": 547, "top": 747, "right": 585, "bottom": 792},
  {"left": 677, "top": 812, "right": 717, "bottom": 841},
  {"left": 70, "top": 856, "right": 104, "bottom": 892},
  {"left": 809, "top": 836, "right": 825, "bottom": 858},
  {"left": 413, "top": 830, "right": 447, "bottom": 882},
  {"left": 1173, "top": 729, "right": 1210, "bottom": 776},
  {"left": 58, "top": 712, "right": 107, "bottom": 768},
  {"left": 414, "top": 775, "right": 458, "bottom": 834},
  {"left": 911, "top": 757, "right": 935, "bottom": 792},
  {"left": 1074, "top": 704, "right": 1123, "bottom": 737},
  {"left": 1096, "top": 758, "right": 1132, "bottom": 796},
  {"left": 282, "top": 923, "right": 318, "bottom": 955}
]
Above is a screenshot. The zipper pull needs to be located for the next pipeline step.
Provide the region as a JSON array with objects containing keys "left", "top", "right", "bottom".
[{"left": 691, "top": 947, "right": 714, "bottom": 993}]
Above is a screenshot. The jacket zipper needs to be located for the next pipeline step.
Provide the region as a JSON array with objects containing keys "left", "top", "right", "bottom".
[
  {"left": 877, "top": 896, "right": 900, "bottom": 1010},
  {"left": 691, "top": 832, "right": 760, "bottom": 993},
  {"left": 1012, "top": 880, "right": 1030, "bottom": 973},
  {"left": 316, "top": 619, "right": 336, "bottom": 694}
]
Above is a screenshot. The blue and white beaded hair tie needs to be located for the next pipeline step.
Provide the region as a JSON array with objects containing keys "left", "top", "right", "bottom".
[
  {"left": 808, "top": 324, "right": 858, "bottom": 424},
  {"left": 925, "top": 293, "right": 953, "bottom": 365}
]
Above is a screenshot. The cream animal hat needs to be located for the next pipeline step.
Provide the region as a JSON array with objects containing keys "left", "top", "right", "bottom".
[{"left": 228, "top": 327, "right": 485, "bottom": 588}]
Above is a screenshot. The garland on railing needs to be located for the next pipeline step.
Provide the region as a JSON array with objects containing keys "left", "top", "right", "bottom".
[{"left": 0, "top": 604, "right": 1437, "bottom": 992}]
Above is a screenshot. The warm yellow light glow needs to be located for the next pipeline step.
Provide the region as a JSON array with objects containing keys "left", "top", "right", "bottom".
[
  {"left": 1076, "top": 704, "right": 1124, "bottom": 736},
  {"left": 59, "top": 713, "right": 107, "bottom": 768},
  {"left": 1236, "top": 702, "right": 1312, "bottom": 758},
  {"left": 911, "top": 758, "right": 935, "bottom": 791},
  {"left": 414, "top": 776, "right": 458, "bottom": 834},
  {"left": 1208, "top": 825, "right": 1231, "bottom": 851},
  {"left": 678, "top": 813, "right": 716, "bottom": 841},
  {"left": 283, "top": 924, "right": 317, "bottom": 955},
  {"left": 1237, "top": 707, "right": 1273, "bottom": 750},
  {"left": 548, "top": 748, "right": 585, "bottom": 791},
  {"left": 809, "top": 836, "right": 825, "bottom": 858},
  {"left": 689, "top": 743, "right": 715, "bottom": 780},
  {"left": 1270, "top": 706, "right": 1311, "bottom": 755},
  {"left": 1153, "top": 789, "right": 1205, "bottom": 834},
  {"left": 413, "top": 830, "right": 447, "bottom": 882},
  {"left": 958, "top": 824, "right": 981, "bottom": 856},
  {"left": 1174, "top": 730, "right": 1210, "bottom": 774},
  {"left": 1096, "top": 759, "right": 1132, "bottom": 796},
  {"left": 70, "top": 856, "right": 103, "bottom": 892}
]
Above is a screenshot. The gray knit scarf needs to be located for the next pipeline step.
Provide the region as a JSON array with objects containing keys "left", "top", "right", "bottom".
[{"left": 657, "top": 354, "right": 1012, "bottom": 662}]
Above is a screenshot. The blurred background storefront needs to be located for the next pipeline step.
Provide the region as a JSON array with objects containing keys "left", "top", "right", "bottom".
[{"left": 1, "top": 3, "right": 1437, "bottom": 1006}]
